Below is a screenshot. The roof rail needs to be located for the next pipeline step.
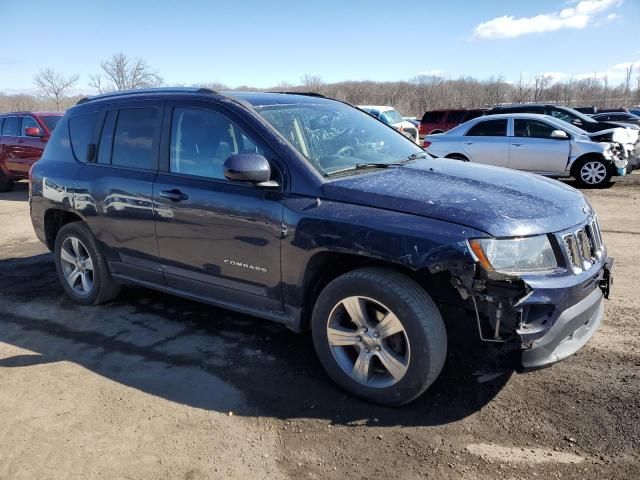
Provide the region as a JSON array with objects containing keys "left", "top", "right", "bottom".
[
  {"left": 266, "top": 91, "right": 326, "bottom": 98},
  {"left": 76, "top": 87, "right": 217, "bottom": 105}
]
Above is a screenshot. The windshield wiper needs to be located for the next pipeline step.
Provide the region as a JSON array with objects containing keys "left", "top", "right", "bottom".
[
  {"left": 325, "top": 163, "right": 395, "bottom": 176},
  {"left": 391, "top": 151, "right": 429, "bottom": 164}
]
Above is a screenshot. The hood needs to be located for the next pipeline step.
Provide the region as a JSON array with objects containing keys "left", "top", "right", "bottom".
[
  {"left": 579, "top": 120, "right": 632, "bottom": 133},
  {"left": 588, "top": 127, "right": 639, "bottom": 146},
  {"left": 322, "top": 158, "right": 589, "bottom": 237}
]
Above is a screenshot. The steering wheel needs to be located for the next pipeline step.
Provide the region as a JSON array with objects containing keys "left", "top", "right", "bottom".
[{"left": 336, "top": 145, "right": 356, "bottom": 157}]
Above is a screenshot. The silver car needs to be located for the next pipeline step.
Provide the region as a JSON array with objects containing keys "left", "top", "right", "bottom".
[{"left": 424, "top": 113, "right": 628, "bottom": 188}]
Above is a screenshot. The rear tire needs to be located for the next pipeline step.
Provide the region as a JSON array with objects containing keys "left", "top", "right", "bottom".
[
  {"left": 0, "top": 176, "right": 14, "bottom": 192},
  {"left": 54, "top": 222, "right": 121, "bottom": 305},
  {"left": 572, "top": 157, "right": 612, "bottom": 188},
  {"left": 311, "top": 268, "right": 447, "bottom": 406}
]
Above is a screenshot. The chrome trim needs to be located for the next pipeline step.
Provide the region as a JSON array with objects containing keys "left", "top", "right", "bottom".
[{"left": 559, "top": 217, "right": 604, "bottom": 274}]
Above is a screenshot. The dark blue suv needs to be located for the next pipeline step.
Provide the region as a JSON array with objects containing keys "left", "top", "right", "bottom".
[{"left": 29, "top": 88, "right": 613, "bottom": 405}]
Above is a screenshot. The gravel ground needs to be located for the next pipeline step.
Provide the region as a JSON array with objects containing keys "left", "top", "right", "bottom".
[{"left": 0, "top": 175, "right": 639, "bottom": 480}]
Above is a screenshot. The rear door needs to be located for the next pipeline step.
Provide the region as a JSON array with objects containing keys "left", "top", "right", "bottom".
[
  {"left": 73, "top": 101, "right": 165, "bottom": 283},
  {"left": 153, "top": 100, "right": 285, "bottom": 312},
  {"left": 509, "top": 119, "right": 570, "bottom": 174},
  {"left": 0, "top": 116, "right": 20, "bottom": 176},
  {"left": 461, "top": 118, "right": 509, "bottom": 167}
]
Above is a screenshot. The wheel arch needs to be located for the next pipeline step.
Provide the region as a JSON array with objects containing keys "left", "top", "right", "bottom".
[
  {"left": 43, "top": 208, "right": 84, "bottom": 251},
  {"left": 570, "top": 152, "right": 610, "bottom": 178}
]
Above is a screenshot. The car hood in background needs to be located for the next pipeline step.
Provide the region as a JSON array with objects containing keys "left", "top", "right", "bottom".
[{"left": 322, "top": 158, "right": 589, "bottom": 237}]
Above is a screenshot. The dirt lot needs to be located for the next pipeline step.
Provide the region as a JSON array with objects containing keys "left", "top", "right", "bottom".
[{"left": 1, "top": 176, "right": 639, "bottom": 480}]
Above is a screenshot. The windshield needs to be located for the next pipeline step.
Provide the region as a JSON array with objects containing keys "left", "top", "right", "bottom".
[
  {"left": 255, "top": 101, "right": 423, "bottom": 175},
  {"left": 550, "top": 107, "right": 598, "bottom": 124},
  {"left": 381, "top": 109, "right": 403, "bottom": 124},
  {"left": 41, "top": 116, "right": 62, "bottom": 132}
]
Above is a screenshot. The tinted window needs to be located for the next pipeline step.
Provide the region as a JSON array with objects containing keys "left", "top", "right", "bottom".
[
  {"left": 97, "top": 111, "right": 117, "bottom": 165},
  {"left": 465, "top": 119, "right": 507, "bottom": 137},
  {"left": 111, "top": 108, "right": 158, "bottom": 170},
  {"left": 421, "top": 111, "right": 444, "bottom": 123},
  {"left": 170, "top": 107, "right": 262, "bottom": 180},
  {"left": 41, "top": 116, "right": 62, "bottom": 132},
  {"left": 1, "top": 117, "right": 19, "bottom": 136},
  {"left": 514, "top": 119, "right": 557, "bottom": 138},
  {"left": 548, "top": 109, "right": 577, "bottom": 123},
  {"left": 446, "top": 111, "right": 466, "bottom": 123},
  {"left": 21, "top": 116, "right": 40, "bottom": 135},
  {"left": 69, "top": 112, "right": 98, "bottom": 162}
]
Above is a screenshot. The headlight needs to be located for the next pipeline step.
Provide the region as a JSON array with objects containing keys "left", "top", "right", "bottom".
[{"left": 469, "top": 235, "right": 557, "bottom": 273}]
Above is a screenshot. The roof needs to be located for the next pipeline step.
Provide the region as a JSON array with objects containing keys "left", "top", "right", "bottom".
[
  {"left": 0, "top": 111, "right": 64, "bottom": 116},
  {"left": 224, "top": 91, "right": 336, "bottom": 107},
  {"left": 357, "top": 105, "right": 395, "bottom": 111}
]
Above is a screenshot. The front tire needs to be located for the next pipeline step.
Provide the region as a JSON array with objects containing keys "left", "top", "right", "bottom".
[
  {"left": 311, "top": 268, "right": 447, "bottom": 406},
  {"left": 54, "top": 222, "right": 121, "bottom": 305},
  {"left": 573, "top": 157, "right": 612, "bottom": 188}
]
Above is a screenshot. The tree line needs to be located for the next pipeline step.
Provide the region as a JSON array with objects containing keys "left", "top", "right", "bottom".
[{"left": 1, "top": 53, "right": 639, "bottom": 116}]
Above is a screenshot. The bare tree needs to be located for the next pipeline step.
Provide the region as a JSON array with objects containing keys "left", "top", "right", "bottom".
[
  {"left": 624, "top": 65, "right": 633, "bottom": 104},
  {"left": 33, "top": 68, "right": 79, "bottom": 110},
  {"left": 301, "top": 74, "right": 324, "bottom": 93},
  {"left": 89, "top": 53, "right": 162, "bottom": 93}
]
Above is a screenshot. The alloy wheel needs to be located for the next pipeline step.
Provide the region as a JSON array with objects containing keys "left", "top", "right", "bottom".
[
  {"left": 59, "top": 236, "right": 95, "bottom": 296},
  {"left": 580, "top": 161, "right": 607, "bottom": 185},
  {"left": 326, "top": 296, "right": 410, "bottom": 388}
]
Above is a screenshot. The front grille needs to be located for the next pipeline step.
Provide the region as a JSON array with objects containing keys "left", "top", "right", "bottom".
[{"left": 561, "top": 217, "right": 604, "bottom": 274}]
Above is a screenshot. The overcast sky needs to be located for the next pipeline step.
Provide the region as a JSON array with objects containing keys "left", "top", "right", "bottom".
[{"left": 0, "top": 0, "right": 638, "bottom": 93}]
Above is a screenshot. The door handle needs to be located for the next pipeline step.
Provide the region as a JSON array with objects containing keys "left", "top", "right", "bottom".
[
  {"left": 512, "top": 143, "right": 523, "bottom": 147},
  {"left": 160, "top": 189, "right": 189, "bottom": 202},
  {"left": 464, "top": 142, "right": 473, "bottom": 145},
  {"left": 16, "top": 139, "right": 24, "bottom": 144}
]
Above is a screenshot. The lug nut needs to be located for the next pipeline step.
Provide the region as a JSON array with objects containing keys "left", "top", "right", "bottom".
[
  {"left": 375, "top": 345, "right": 381, "bottom": 352},
  {"left": 362, "top": 327, "right": 368, "bottom": 333},
  {"left": 364, "top": 348, "right": 370, "bottom": 353},
  {"left": 356, "top": 336, "right": 362, "bottom": 342},
  {"left": 373, "top": 331, "right": 380, "bottom": 338}
]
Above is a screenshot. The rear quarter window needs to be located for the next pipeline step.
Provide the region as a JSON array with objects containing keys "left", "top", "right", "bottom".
[
  {"left": 69, "top": 112, "right": 99, "bottom": 162},
  {"left": 421, "top": 111, "right": 444, "bottom": 123},
  {"left": 40, "top": 117, "right": 73, "bottom": 162}
]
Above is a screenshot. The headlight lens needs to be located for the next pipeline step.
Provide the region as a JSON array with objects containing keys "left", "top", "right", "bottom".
[{"left": 469, "top": 235, "right": 557, "bottom": 273}]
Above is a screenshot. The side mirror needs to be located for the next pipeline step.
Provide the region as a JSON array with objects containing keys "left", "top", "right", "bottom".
[
  {"left": 551, "top": 130, "right": 569, "bottom": 140},
  {"left": 25, "top": 126, "right": 44, "bottom": 137},
  {"left": 223, "top": 154, "right": 278, "bottom": 187}
]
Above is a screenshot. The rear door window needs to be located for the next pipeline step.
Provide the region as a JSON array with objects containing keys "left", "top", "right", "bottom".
[
  {"left": 69, "top": 112, "right": 99, "bottom": 162},
  {"left": 1, "top": 117, "right": 19, "bottom": 136},
  {"left": 421, "top": 111, "right": 444, "bottom": 123},
  {"left": 111, "top": 108, "right": 159, "bottom": 170},
  {"left": 465, "top": 119, "right": 507, "bottom": 137},
  {"left": 445, "top": 111, "right": 466, "bottom": 123}
]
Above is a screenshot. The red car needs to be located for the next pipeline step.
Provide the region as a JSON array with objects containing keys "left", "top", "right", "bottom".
[
  {"left": 419, "top": 109, "right": 485, "bottom": 137},
  {"left": 0, "top": 111, "right": 63, "bottom": 192}
]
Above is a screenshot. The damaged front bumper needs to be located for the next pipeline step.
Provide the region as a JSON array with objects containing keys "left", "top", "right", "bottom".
[{"left": 520, "top": 257, "right": 612, "bottom": 368}]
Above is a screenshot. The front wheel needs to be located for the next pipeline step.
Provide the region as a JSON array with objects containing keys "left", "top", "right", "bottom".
[
  {"left": 573, "top": 157, "right": 612, "bottom": 188},
  {"left": 311, "top": 268, "right": 447, "bottom": 405}
]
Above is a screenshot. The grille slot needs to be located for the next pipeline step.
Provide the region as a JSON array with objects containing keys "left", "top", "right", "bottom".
[
  {"left": 560, "top": 217, "right": 604, "bottom": 274},
  {"left": 563, "top": 234, "right": 581, "bottom": 272}
]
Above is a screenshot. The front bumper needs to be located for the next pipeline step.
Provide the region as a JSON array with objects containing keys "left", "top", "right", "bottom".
[{"left": 520, "top": 257, "right": 613, "bottom": 368}]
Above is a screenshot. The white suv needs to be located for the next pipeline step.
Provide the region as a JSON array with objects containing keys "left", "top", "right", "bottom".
[{"left": 358, "top": 105, "right": 420, "bottom": 144}]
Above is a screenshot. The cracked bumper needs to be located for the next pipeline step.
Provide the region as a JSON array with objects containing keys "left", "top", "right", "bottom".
[{"left": 521, "top": 287, "right": 604, "bottom": 368}]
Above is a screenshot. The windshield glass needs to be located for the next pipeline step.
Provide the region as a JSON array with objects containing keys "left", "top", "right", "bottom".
[
  {"left": 552, "top": 107, "right": 598, "bottom": 124},
  {"left": 381, "top": 109, "right": 403, "bottom": 124},
  {"left": 255, "top": 101, "right": 423, "bottom": 175},
  {"left": 544, "top": 116, "right": 588, "bottom": 136},
  {"left": 41, "top": 116, "right": 62, "bottom": 132}
]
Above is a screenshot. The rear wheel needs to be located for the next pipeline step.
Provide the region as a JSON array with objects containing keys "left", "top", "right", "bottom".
[
  {"left": 0, "top": 176, "right": 14, "bottom": 192},
  {"left": 573, "top": 157, "right": 612, "bottom": 188},
  {"left": 54, "top": 222, "right": 121, "bottom": 305},
  {"left": 311, "top": 268, "right": 447, "bottom": 406}
]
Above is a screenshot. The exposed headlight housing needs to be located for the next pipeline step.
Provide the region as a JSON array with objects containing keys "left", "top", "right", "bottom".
[{"left": 469, "top": 235, "right": 558, "bottom": 274}]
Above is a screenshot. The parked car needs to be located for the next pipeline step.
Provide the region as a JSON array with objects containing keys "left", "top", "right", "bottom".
[
  {"left": 424, "top": 113, "right": 628, "bottom": 188},
  {"left": 0, "top": 111, "right": 63, "bottom": 192},
  {"left": 486, "top": 103, "right": 640, "bottom": 162},
  {"left": 629, "top": 108, "right": 640, "bottom": 117},
  {"left": 419, "top": 109, "right": 485, "bottom": 137},
  {"left": 574, "top": 106, "right": 597, "bottom": 115},
  {"left": 591, "top": 112, "right": 640, "bottom": 127},
  {"left": 357, "top": 105, "right": 419, "bottom": 143},
  {"left": 30, "top": 88, "right": 612, "bottom": 405}
]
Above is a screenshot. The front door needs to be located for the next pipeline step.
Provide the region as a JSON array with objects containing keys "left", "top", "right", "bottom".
[
  {"left": 509, "top": 119, "right": 570, "bottom": 174},
  {"left": 153, "top": 101, "right": 284, "bottom": 312},
  {"left": 9, "top": 116, "right": 46, "bottom": 176}
]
